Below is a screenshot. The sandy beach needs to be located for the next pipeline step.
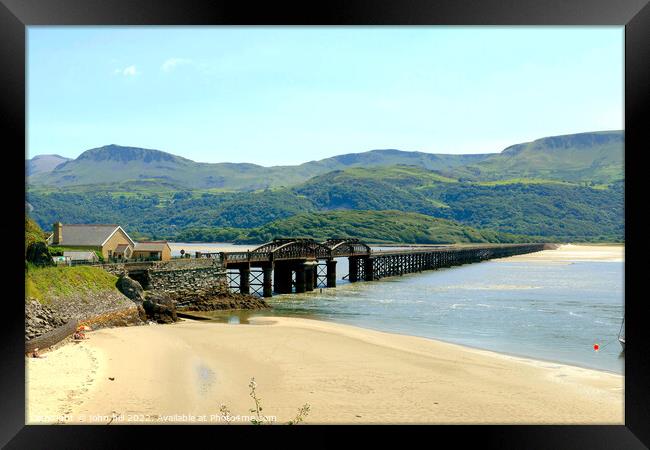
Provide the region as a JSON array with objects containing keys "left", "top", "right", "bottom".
[
  {"left": 26, "top": 244, "right": 624, "bottom": 425},
  {"left": 501, "top": 244, "right": 624, "bottom": 262},
  {"left": 26, "top": 315, "right": 623, "bottom": 425}
]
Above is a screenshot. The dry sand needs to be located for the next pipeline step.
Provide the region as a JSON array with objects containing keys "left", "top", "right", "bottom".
[
  {"left": 26, "top": 316, "right": 623, "bottom": 425},
  {"left": 500, "top": 244, "right": 624, "bottom": 262}
]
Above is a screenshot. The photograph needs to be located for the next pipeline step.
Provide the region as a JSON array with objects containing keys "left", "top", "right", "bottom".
[{"left": 21, "top": 25, "right": 628, "bottom": 427}]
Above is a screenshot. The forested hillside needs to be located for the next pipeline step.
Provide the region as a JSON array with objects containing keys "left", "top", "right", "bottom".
[
  {"left": 175, "top": 210, "right": 532, "bottom": 245},
  {"left": 26, "top": 131, "right": 624, "bottom": 244},
  {"left": 28, "top": 166, "right": 623, "bottom": 242}
]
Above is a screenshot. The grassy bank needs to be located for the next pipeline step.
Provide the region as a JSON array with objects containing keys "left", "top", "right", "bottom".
[{"left": 26, "top": 265, "right": 119, "bottom": 305}]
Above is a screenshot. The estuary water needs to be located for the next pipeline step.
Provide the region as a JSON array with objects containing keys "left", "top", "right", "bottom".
[{"left": 169, "top": 243, "right": 625, "bottom": 374}]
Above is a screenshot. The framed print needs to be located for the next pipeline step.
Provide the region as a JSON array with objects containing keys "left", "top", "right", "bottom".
[{"left": 2, "top": 0, "right": 649, "bottom": 447}]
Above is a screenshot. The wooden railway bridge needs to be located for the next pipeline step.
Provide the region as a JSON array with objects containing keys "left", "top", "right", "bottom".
[{"left": 196, "top": 239, "right": 548, "bottom": 298}]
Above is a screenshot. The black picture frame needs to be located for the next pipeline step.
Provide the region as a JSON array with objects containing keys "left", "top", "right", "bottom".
[{"left": 3, "top": 0, "right": 648, "bottom": 447}]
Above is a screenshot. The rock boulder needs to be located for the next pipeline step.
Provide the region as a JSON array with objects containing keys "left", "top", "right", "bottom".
[
  {"left": 143, "top": 291, "right": 178, "bottom": 324},
  {"left": 172, "top": 286, "right": 270, "bottom": 311},
  {"left": 116, "top": 274, "right": 145, "bottom": 303}
]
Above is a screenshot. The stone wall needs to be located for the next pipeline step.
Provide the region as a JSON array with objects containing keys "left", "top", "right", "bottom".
[
  {"left": 99, "top": 258, "right": 228, "bottom": 298},
  {"left": 25, "top": 298, "right": 67, "bottom": 340},
  {"left": 99, "top": 257, "right": 223, "bottom": 275},
  {"left": 148, "top": 265, "right": 228, "bottom": 298},
  {"left": 26, "top": 290, "right": 143, "bottom": 342},
  {"left": 98, "top": 256, "right": 251, "bottom": 315}
]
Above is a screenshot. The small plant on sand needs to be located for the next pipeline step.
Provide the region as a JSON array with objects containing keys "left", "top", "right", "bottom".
[
  {"left": 288, "top": 403, "right": 311, "bottom": 425},
  {"left": 219, "top": 377, "right": 311, "bottom": 425},
  {"left": 219, "top": 403, "right": 233, "bottom": 424},
  {"left": 248, "top": 377, "right": 267, "bottom": 425}
]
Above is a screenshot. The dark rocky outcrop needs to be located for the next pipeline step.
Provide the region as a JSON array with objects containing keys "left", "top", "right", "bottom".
[
  {"left": 136, "top": 304, "right": 147, "bottom": 322},
  {"left": 143, "top": 291, "right": 178, "bottom": 324},
  {"left": 173, "top": 286, "right": 270, "bottom": 311},
  {"left": 25, "top": 298, "right": 67, "bottom": 340},
  {"left": 25, "top": 242, "right": 53, "bottom": 267},
  {"left": 118, "top": 274, "right": 268, "bottom": 322},
  {"left": 116, "top": 274, "right": 145, "bottom": 302}
]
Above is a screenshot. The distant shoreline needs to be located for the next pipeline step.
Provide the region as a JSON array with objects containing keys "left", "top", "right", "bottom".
[{"left": 500, "top": 244, "right": 623, "bottom": 262}]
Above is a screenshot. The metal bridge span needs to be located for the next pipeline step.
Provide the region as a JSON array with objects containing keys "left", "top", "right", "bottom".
[{"left": 196, "top": 238, "right": 548, "bottom": 298}]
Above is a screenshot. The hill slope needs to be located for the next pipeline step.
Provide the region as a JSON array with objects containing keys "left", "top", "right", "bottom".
[
  {"left": 29, "top": 145, "right": 490, "bottom": 191},
  {"left": 26, "top": 131, "right": 624, "bottom": 243},
  {"left": 27, "top": 164, "right": 623, "bottom": 242},
  {"left": 456, "top": 131, "right": 623, "bottom": 183},
  {"left": 291, "top": 149, "right": 490, "bottom": 179},
  {"left": 26, "top": 154, "right": 71, "bottom": 176},
  {"left": 289, "top": 165, "right": 623, "bottom": 241},
  {"left": 292, "top": 166, "right": 451, "bottom": 213},
  {"left": 176, "top": 210, "right": 527, "bottom": 245},
  {"left": 28, "top": 131, "right": 623, "bottom": 191}
]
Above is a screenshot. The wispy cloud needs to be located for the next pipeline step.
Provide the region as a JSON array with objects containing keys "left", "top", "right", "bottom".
[
  {"left": 161, "top": 58, "right": 192, "bottom": 72},
  {"left": 114, "top": 65, "right": 139, "bottom": 76}
]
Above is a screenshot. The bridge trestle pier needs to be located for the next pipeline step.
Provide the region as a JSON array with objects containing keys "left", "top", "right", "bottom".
[
  {"left": 273, "top": 262, "right": 293, "bottom": 294},
  {"left": 312, "top": 262, "right": 319, "bottom": 289},
  {"left": 295, "top": 263, "right": 307, "bottom": 293},
  {"left": 262, "top": 264, "right": 273, "bottom": 298},
  {"left": 326, "top": 259, "right": 337, "bottom": 288},
  {"left": 349, "top": 256, "right": 359, "bottom": 282},
  {"left": 239, "top": 265, "right": 250, "bottom": 295},
  {"left": 364, "top": 257, "right": 374, "bottom": 281},
  {"left": 304, "top": 261, "right": 317, "bottom": 292}
]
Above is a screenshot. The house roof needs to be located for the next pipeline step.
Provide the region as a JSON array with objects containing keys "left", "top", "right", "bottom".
[
  {"left": 55, "top": 224, "right": 135, "bottom": 247},
  {"left": 134, "top": 241, "right": 170, "bottom": 252},
  {"left": 114, "top": 244, "right": 131, "bottom": 253},
  {"left": 63, "top": 251, "right": 98, "bottom": 260}
]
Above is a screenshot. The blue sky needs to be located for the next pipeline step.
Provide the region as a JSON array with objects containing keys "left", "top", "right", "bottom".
[{"left": 27, "top": 27, "right": 623, "bottom": 166}]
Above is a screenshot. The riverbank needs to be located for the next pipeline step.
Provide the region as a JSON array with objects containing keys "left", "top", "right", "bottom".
[{"left": 26, "top": 316, "right": 623, "bottom": 424}]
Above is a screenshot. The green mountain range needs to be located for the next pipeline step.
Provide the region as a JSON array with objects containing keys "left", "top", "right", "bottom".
[
  {"left": 27, "top": 145, "right": 492, "bottom": 191},
  {"left": 26, "top": 130, "right": 624, "bottom": 244},
  {"left": 28, "top": 130, "right": 623, "bottom": 191},
  {"left": 454, "top": 130, "right": 624, "bottom": 183}
]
